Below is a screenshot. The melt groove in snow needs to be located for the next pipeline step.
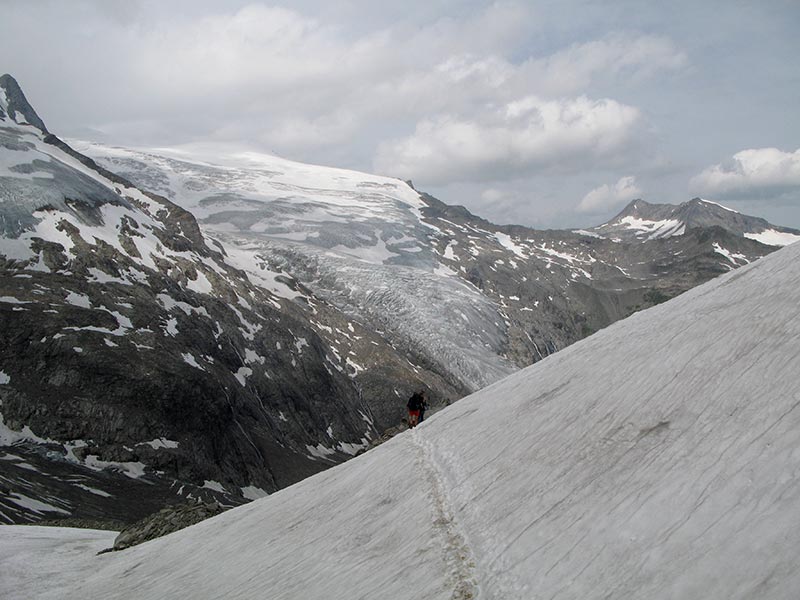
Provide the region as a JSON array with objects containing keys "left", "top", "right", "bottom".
[{"left": 411, "top": 427, "right": 480, "bottom": 600}]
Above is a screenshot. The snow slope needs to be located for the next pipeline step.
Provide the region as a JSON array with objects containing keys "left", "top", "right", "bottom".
[
  {"left": 4, "top": 213, "right": 800, "bottom": 599},
  {"left": 0, "top": 527, "right": 115, "bottom": 595}
]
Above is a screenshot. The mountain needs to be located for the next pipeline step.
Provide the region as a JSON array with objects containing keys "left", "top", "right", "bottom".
[
  {"left": 75, "top": 142, "right": 796, "bottom": 382},
  {"left": 71, "top": 142, "right": 518, "bottom": 391},
  {"left": 1, "top": 74, "right": 450, "bottom": 524},
  {"left": 3, "top": 217, "right": 798, "bottom": 600},
  {"left": 591, "top": 197, "right": 800, "bottom": 244},
  {"left": 0, "top": 73, "right": 48, "bottom": 134},
  {"left": 2, "top": 73, "right": 797, "bottom": 525}
]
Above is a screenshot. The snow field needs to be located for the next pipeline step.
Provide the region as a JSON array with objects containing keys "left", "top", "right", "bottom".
[
  {"left": 423, "top": 240, "right": 800, "bottom": 599},
  {"left": 0, "top": 526, "right": 117, "bottom": 600},
  {"left": 744, "top": 228, "right": 800, "bottom": 247},
  {"left": 617, "top": 215, "right": 685, "bottom": 239},
  {"left": 36, "top": 438, "right": 469, "bottom": 599}
]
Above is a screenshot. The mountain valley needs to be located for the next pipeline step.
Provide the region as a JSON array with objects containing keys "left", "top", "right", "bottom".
[{"left": 1, "top": 73, "right": 798, "bottom": 525}]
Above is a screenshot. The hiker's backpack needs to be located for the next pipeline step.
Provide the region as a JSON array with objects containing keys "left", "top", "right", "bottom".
[{"left": 407, "top": 393, "right": 422, "bottom": 411}]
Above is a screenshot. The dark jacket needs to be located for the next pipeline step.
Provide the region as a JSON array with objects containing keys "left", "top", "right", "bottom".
[{"left": 407, "top": 393, "right": 424, "bottom": 411}]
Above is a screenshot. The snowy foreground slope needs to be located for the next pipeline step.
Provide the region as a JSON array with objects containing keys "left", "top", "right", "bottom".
[{"left": 3, "top": 199, "right": 800, "bottom": 599}]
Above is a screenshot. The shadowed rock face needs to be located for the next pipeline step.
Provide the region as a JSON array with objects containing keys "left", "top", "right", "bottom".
[{"left": 0, "top": 74, "right": 48, "bottom": 133}]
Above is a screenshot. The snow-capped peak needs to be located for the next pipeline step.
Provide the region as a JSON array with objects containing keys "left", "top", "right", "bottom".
[
  {"left": 592, "top": 197, "right": 800, "bottom": 245},
  {"left": 0, "top": 74, "right": 48, "bottom": 132},
  {"left": 695, "top": 197, "right": 739, "bottom": 214}
]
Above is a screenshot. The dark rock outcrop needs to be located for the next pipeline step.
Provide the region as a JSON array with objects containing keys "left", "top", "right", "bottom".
[
  {"left": 0, "top": 73, "right": 49, "bottom": 132},
  {"left": 112, "top": 502, "right": 226, "bottom": 551}
]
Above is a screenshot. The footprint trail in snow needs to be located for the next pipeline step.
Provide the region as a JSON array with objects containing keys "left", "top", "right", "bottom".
[{"left": 411, "top": 427, "right": 480, "bottom": 600}]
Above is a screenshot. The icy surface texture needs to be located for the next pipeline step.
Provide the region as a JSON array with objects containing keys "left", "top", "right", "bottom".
[{"left": 76, "top": 142, "right": 516, "bottom": 390}]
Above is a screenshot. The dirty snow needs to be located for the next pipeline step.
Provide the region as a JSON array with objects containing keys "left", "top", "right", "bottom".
[
  {"left": 234, "top": 367, "right": 252, "bottom": 387},
  {"left": 240, "top": 486, "right": 269, "bottom": 501},
  {"left": 181, "top": 353, "right": 203, "bottom": 370},
  {"left": 494, "top": 232, "right": 527, "bottom": 258},
  {"left": 139, "top": 438, "right": 180, "bottom": 450},
  {"left": 83, "top": 456, "right": 148, "bottom": 480},
  {"left": 699, "top": 198, "right": 739, "bottom": 213},
  {"left": 202, "top": 481, "right": 226, "bottom": 493}
]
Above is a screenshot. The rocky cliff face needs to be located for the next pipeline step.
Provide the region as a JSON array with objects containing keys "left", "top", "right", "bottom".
[{"left": 1, "top": 74, "right": 796, "bottom": 524}]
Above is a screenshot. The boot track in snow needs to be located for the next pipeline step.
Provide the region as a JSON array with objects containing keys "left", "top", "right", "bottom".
[{"left": 411, "top": 427, "right": 480, "bottom": 600}]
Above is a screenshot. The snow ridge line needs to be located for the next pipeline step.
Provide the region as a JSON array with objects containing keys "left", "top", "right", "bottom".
[{"left": 411, "top": 428, "right": 480, "bottom": 600}]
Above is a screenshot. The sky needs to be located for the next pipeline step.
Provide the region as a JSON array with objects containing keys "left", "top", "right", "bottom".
[{"left": 1, "top": 0, "right": 799, "bottom": 229}]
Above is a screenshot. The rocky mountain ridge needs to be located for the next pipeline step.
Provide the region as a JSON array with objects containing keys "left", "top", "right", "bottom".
[{"left": 591, "top": 196, "right": 800, "bottom": 244}]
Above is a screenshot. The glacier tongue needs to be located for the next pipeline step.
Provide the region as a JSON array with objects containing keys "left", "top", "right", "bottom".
[
  {"left": 5, "top": 196, "right": 800, "bottom": 600},
  {"left": 217, "top": 232, "right": 515, "bottom": 390},
  {"left": 75, "top": 141, "right": 517, "bottom": 390}
]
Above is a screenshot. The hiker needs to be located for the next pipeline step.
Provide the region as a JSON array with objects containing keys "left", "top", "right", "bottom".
[
  {"left": 407, "top": 391, "right": 424, "bottom": 427},
  {"left": 418, "top": 391, "right": 429, "bottom": 423}
]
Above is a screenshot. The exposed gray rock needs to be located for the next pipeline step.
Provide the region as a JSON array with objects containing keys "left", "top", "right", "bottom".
[
  {"left": 112, "top": 502, "right": 226, "bottom": 551},
  {"left": 0, "top": 73, "right": 48, "bottom": 133}
]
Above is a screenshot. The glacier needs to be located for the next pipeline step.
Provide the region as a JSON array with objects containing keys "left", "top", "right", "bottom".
[
  {"left": 74, "top": 141, "right": 518, "bottom": 390},
  {"left": 2, "top": 201, "right": 799, "bottom": 599}
]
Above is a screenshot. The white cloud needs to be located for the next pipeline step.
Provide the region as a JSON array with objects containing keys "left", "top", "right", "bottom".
[
  {"left": 4, "top": 4, "right": 680, "bottom": 167},
  {"left": 520, "top": 33, "right": 687, "bottom": 96},
  {"left": 577, "top": 176, "right": 642, "bottom": 213},
  {"left": 133, "top": 6, "right": 358, "bottom": 103},
  {"left": 481, "top": 188, "right": 507, "bottom": 203},
  {"left": 0, "top": 1, "right": 702, "bottom": 227},
  {"left": 374, "top": 96, "right": 641, "bottom": 184},
  {"left": 690, "top": 148, "right": 800, "bottom": 199}
]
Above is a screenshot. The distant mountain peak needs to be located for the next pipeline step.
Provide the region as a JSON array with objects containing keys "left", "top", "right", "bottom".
[
  {"left": 0, "top": 73, "right": 48, "bottom": 133},
  {"left": 691, "top": 197, "right": 740, "bottom": 214},
  {"left": 594, "top": 197, "right": 800, "bottom": 246},
  {"left": 615, "top": 198, "right": 648, "bottom": 215}
]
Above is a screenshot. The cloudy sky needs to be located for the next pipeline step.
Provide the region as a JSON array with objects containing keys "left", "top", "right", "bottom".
[{"left": 2, "top": 0, "right": 799, "bottom": 228}]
